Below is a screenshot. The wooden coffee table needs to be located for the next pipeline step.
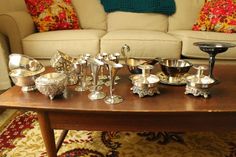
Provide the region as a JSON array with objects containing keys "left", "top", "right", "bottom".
[{"left": 0, "top": 65, "right": 236, "bottom": 157}]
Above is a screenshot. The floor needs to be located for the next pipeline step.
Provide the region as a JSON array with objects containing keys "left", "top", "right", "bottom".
[{"left": 0, "top": 89, "right": 18, "bottom": 131}]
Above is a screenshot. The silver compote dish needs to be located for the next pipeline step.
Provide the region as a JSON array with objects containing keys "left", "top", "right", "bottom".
[
  {"left": 9, "top": 54, "right": 45, "bottom": 92},
  {"left": 185, "top": 65, "right": 215, "bottom": 98},
  {"left": 35, "top": 72, "right": 67, "bottom": 100}
]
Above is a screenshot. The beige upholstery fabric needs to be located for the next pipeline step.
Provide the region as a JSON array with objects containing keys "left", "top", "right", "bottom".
[
  {"left": 23, "top": 30, "right": 106, "bottom": 58},
  {"left": 107, "top": 12, "right": 168, "bottom": 32},
  {"left": 168, "top": 0, "right": 205, "bottom": 30},
  {"left": 169, "top": 30, "right": 236, "bottom": 59},
  {"left": 0, "top": 34, "right": 11, "bottom": 90},
  {"left": 72, "top": 0, "right": 107, "bottom": 30},
  {"left": 0, "top": 11, "right": 35, "bottom": 53},
  {"left": 101, "top": 30, "right": 181, "bottom": 58}
]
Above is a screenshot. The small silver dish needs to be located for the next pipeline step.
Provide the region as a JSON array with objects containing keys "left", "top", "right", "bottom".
[
  {"left": 9, "top": 54, "right": 45, "bottom": 92},
  {"left": 159, "top": 58, "right": 192, "bottom": 85},
  {"left": 35, "top": 72, "right": 67, "bottom": 100}
]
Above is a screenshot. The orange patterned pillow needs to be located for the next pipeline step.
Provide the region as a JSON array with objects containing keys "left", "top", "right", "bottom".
[
  {"left": 192, "top": 0, "right": 236, "bottom": 33},
  {"left": 25, "top": 0, "right": 80, "bottom": 32}
]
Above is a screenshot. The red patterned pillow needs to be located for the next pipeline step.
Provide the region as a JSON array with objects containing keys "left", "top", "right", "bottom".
[
  {"left": 192, "top": 0, "right": 236, "bottom": 33},
  {"left": 25, "top": 0, "right": 80, "bottom": 32}
]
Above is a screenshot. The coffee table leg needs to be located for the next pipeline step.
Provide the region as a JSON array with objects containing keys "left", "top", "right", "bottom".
[{"left": 37, "top": 111, "right": 57, "bottom": 157}]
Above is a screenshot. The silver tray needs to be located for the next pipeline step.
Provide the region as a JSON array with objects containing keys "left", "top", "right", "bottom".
[{"left": 156, "top": 72, "right": 189, "bottom": 86}]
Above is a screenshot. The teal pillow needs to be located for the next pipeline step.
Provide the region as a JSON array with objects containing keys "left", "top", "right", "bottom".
[{"left": 100, "top": 0, "right": 176, "bottom": 15}]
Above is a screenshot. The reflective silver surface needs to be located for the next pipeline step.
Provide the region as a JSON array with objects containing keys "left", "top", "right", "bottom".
[
  {"left": 50, "top": 51, "right": 78, "bottom": 85},
  {"left": 35, "top": 72, "right": 67, "bottom": 100},
  {"left": 185, "top": 65, "right": 215, "bottom": 98},
  {"left": 159, "top": 59, "right": 193, "bottom": 77},
  {"left": 131, "top": 65, "right": 160, "bottom": 97},
  {"left": 9, "top": 54, "right": 45, "bottom": 92}
]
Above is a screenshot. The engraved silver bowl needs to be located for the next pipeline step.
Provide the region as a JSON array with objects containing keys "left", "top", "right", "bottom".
[
  {"left": 9, "top": 54, "right": 45, "bottom": 92},
  {"left": 35, "top": 72, "right": 67, "bottom": 100}
]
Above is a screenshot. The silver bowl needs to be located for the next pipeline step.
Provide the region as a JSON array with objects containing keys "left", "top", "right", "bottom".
[
  {"left": 35, "top": 72, "right": 67, "bottom": 100},
  {"left": 159, "top": 58, "right": 192, "bottom": 77},
  {"left": 9, "top": 54, "right": 45, "bottom": 92},
  {"left": 9, "top": 53, "right": 44, "bottom": 72},
  {"left": 126, "top": 58, "right": 159, "bottom": 74}
]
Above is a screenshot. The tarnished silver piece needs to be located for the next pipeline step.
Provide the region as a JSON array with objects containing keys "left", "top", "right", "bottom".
[
  {"left": 88, "top": 58, "right": 106, "bottom": 100},
  {"left": 159, "top": 58, "right": 192, "bottom": 85},
  {"left": 185, "top": 65, "right": 215, "bottom": 98},
  {"left": 104, "top": 61, "right": 123, "bottom": 104},
  {"left": 131, "top": 65, "right": 160, "bottom": 97},
  {"left": 194, "top": 42, "right": 236, "bottom": 81},
  {"left": 9, "top": 54, "right": 45, "bottom": 92},
  {"left": 35, "top": 72, "right": 67, "bottom": 100},
  {"left": 50, "top": 51, "right": 78, "bottom": 85}
]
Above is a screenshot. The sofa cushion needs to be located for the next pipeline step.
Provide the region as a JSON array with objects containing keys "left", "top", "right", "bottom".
[
  {"left": 72, "top": 0, "right": 107, "bottom": 30},
  {"left": 107, "top": 12, "right": 168, "bottom": 32},
  {"left": 168, "top": 0, "right": 205, "bottom": 31},
  {"left": 192, "top": 0, "right": 236, "bottom": 33},
  {"left": 24, "top": 0, "right": 80, "bottom": 32},
  {"left": 101, "top": 30, "right": 181, "bottom": 58},
  {"left": 169, "top": 30, "right": 236, "bottom": 59},
  {"left": 22, "top": 29, "right": 106, "bottom": 58}
]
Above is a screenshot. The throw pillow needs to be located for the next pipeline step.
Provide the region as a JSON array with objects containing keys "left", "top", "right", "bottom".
[
  {"left": 100, "top": 0, "right": 176, "bottom": 15},
  {"left": 25, "top": 0, "right": 80, "bottom": 32},
  {"left": 192, "top": 0, "right": 236, "bottom": 33}
]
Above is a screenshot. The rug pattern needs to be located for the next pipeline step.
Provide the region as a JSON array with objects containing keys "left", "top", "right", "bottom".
[{"left": 0, "top": 112, "right": 236, "bottom": 157}]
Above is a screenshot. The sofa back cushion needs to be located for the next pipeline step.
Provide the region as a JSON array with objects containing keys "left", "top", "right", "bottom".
[
  {"left": 72, "top": 0, "right": 107, "bottom": 30},
  {"left": 168, "top": 0, "right": 205, "bottom": 30},
  {"left": 107, "top": 11, "right": 168, "bottom": 32}
]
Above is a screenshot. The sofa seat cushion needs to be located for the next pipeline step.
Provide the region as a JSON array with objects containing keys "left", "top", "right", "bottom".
[
  {"left": 169, "top": 30, "right": 236, "bottom": 60},
  {"left": 101, "top": 30, "right": 181, "bottom": 58},
  {"left": 22, "top": 29, "right": 106, "bottom": 59}
]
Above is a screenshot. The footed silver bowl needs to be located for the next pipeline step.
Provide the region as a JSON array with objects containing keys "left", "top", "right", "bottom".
[
  {"left": 9, "top": 54, "right": 45, "bottom": 92},
  {"left": 35, "top": 72, "right": 67, "bottom": 100}
]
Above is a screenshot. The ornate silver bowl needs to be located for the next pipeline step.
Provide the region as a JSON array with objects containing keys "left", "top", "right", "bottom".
[
  {"left": 35, "top": 72, "right": 67, "bottom": 100},
  {"left": 9, "top": 54, "right": 45, "bottom": 92}
]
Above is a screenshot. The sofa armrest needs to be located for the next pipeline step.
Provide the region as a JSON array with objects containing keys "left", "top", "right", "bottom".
[
  {"left": 0, "top": 11, "right": 35, "bottom": 54},
  {"left": 0, "top": 33, "right": 11, "bottom": 90}
]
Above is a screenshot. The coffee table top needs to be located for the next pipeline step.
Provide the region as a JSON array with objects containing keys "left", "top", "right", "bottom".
[{"left": 0, "top": 65, "right": 236, "bottom": 113}]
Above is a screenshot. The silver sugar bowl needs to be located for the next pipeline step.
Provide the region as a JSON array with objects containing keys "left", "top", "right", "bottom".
[
  {"left": 35, "top": 72, "right": 67, "bottom": 100},
  {"left": 131, "top": 65, "right": 160, "bottom": 97},
  {"left": 185, "top": 65, "right": 215, "bottom": 98}
]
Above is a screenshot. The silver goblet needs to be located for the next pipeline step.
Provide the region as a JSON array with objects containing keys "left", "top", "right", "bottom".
[
  {"left": 104, "top": 61, "right": 123, "bottom": 104},
  {"left": 88, "top": 58, "right": 106, "bottom": 100}
]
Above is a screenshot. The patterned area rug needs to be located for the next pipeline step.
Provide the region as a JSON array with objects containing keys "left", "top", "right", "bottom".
[{"left": 0, "top": 111, "right": 236, "bottom": 157}]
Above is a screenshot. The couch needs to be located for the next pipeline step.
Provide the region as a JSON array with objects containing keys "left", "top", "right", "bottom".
[{"left": 0, "top": 0, "right": 236, "bottom": 90}]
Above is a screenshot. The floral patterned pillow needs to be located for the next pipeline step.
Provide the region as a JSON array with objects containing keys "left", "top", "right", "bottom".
[
  {"left": 25, "top": 0, "right": 80, "bottom": 32},
  {"left": 192, "top": 0, "right": 236, "bottom": 33}
]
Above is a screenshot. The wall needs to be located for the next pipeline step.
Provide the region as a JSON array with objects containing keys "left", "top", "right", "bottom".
[{"left": 0, "top": 0, "right": 26, "bottom": 13}]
